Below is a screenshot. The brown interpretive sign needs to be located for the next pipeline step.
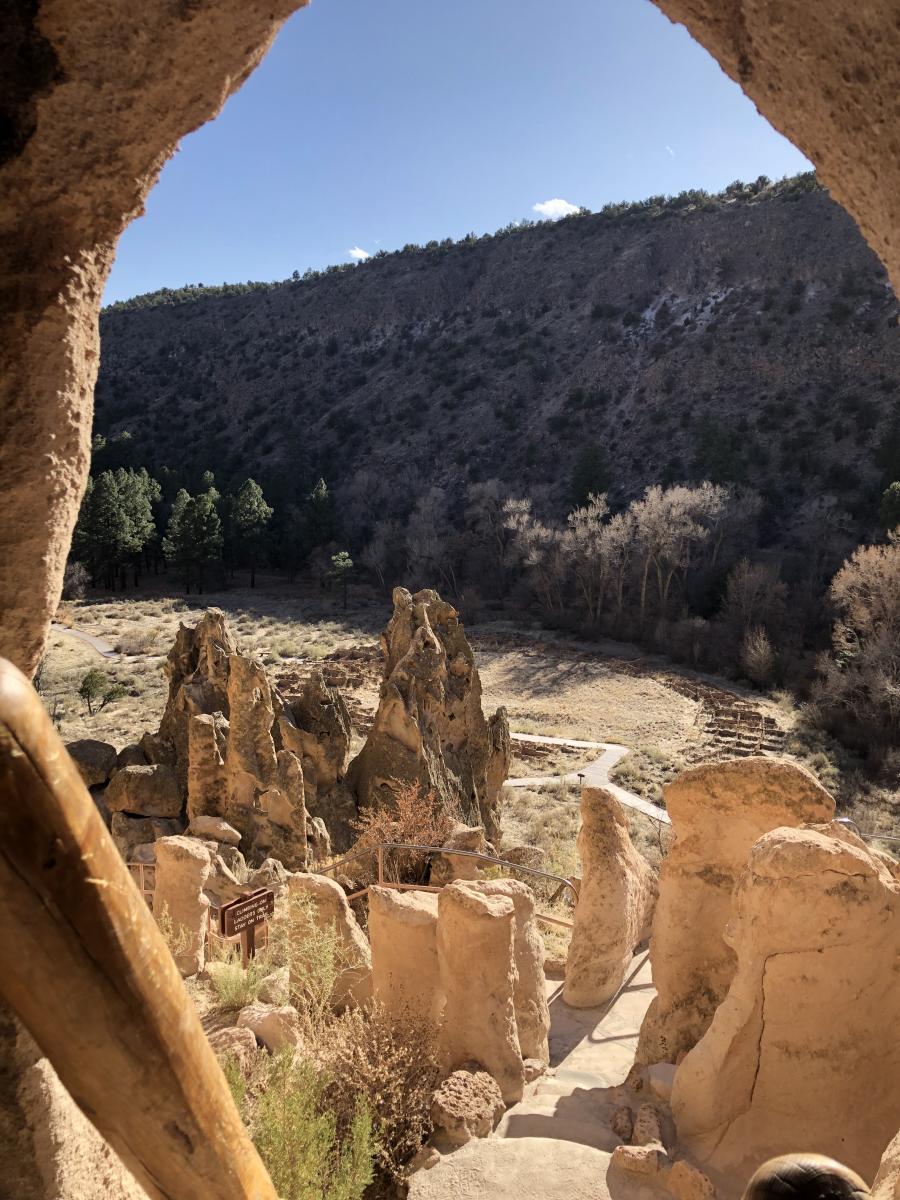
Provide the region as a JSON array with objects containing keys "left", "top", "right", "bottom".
[{"left": 219, "top": 888, "right": 275, "bottom": 965}]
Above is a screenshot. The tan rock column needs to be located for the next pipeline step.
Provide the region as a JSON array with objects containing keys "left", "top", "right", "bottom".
[
  {"left": 464, "top": 879, "right": 550, "bottom": 1066},
  {"left": 672, "top": 824, "right": 900, "bottom": 1185},
  {"left": 153, "top": 835, "right": 213, "bottom": 976},
  {"left": 437, "top": 880, "right": 524, "bottom": 1104},
  {"left": 563, "top": 788, "right": 657, "bottom": 1009},
  {"left": 369, "top": 886, "right": 443, "bottom": 1022},
  {"left": 638, "top": 758, "right": 834, "bottom": 1064},
  {"left": 287, "top": 873, "right": 372, "bottom": 1008}
]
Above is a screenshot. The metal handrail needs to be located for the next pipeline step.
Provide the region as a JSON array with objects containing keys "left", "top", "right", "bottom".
[{"left": 319, "top": 841, "right": 580, "bottom": 930}]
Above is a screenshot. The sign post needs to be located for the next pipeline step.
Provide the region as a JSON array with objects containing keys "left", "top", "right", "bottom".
[{"left": 219, "top": 888, "right": 275, "bottom": 968}]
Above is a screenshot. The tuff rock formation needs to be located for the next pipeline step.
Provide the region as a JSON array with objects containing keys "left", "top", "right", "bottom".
[
  {"left": 112, "top": 610, "right": 355, "bottom": 868},
  {"left": 368, "top": 886, "right": 443, "bottom": 1023},
  {"left": 65, "top": 738, "right": 117, "bottom": 788},
  {"left": 430, "top": 1066, "right": 506, "bottom": 1146},
  {"left": 876, "top": 1129, "right": 900, "bottom": 1200},
  {"left": 637, "top": 758, "right": 834, "bottom": 1064},
  {"left": 437, "top": 880, "right": 524, "bottom": 1104},
  {"left": 346, "top": 588, "right": 510, "bottom": 843},
  {"left": 286, "top": 873, "right": 372, "bottom": 1009},
  {"left": 563, "top": 788, "right": 657, "bottom": 1009},
  {"left": 0, "top": 0, "right": 307, "bottom": 679},
  {"left": 468, "top": 879, "right": 550, "bottom": 1066},
  {"left": 153, "top": 836, "right": 213, "bottom": 977},
  {"left": 672, "top": 824, "right": 900, "bottom": 1184}
]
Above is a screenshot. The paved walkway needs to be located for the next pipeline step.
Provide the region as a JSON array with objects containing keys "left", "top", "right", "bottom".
[
  {"left": 506, "top": 732, "right": 670, "bottom": 825},
  {"left": 50, "top": 623, "right": 118, "bottom": 659}
]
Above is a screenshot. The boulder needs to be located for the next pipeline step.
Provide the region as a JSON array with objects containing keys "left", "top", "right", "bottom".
[
  {"left": 672, "top": 823, "right": 900, "bottom": 1184},
  {"left": 463, "top": 879, "right": 550, "bottom": 1066},
  {"left": 564, "top": 788, "right": 658, "bottom": 1009},
  {"left": 257, "top": 967, "right": 289, "bottom": 1006},
  {"left": 307, "top": 815, "right": 331, "bottom": 863},
  {"left": 65, "top": 738, "right": 117, "bottom": 788},
  {"left": 247, "top": 858, "right": 291, "bottom": 896},
  {"left": 876, "top": 1130, "right": 900, "bottom": 1200},
  {"left": 437, "top": 880, "right": 524, "bottom": 1104},
  {"left": 187, "top": 815, "right": 241, "bottom": 846},
  {"left": 207, "top": 1026, "right": 260, "bottom": 1075},
  {"left": 153, "top": 836, "right": 213, "bottom": 976},
  {"left": 110, "top": 812, "right": 182, "bottom": 861},
  {"left": 611, "top": 1143, "right": 668, "bottom": 1177},
  {"left": 430, "top": 1066, "right": 505, "bottom": 1145},
  {"left": 666, "top": 1160, "right": 716, "bottom": 1200},
  {"left": 105, "top": 763, "right": 182, "bottom": 819},
  {"left": 346, "top": 588, "right": 510, "bottom": 842},
  {"left": 116, "top": 743, "right": 147, "bottom": 770},
  {"left": 369, "top": 886, "right": 443, "bottom": 1022},
  {"left": 236, "top": 1003, "right": 302, "bottom": 1053},
  {"left": 637, "top": 758, "right": 834, "bottom": 1064},
  {"left": 287, "top": 873, "right": 372, "bottom": 1008},
  {"left": 500, "top": 845, "right": 546, "bottom": 871},
  {"left": 430, "top": 823, "right": 487, "bottom": 886}
]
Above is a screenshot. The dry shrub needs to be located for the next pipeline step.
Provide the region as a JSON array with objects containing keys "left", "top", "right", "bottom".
[
  {"left": 319, "top": 1002, "right": 442, "bottom": 1190},
  {"left": 225, "top": 1050, "right": 374, "bottom": 1200},
  {"left": 349, "top": 780, "right": 460, "bottom": 884},
  {"left": 265, "top": 890, "right": 348, "bottom": 1035},
  {"left": 740, "top": 626, "right": 776, "bottom": 687},
  {"left": 115, "top": 626, "right": 162, "bottom": 655}
]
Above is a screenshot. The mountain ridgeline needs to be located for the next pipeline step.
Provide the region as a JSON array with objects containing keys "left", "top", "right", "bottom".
[{"left": 97, "top": 176, "right": 900, "bottom": 547}]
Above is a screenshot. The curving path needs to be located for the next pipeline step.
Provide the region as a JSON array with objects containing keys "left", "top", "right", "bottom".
[
  {"left": 506, "top": 732, "right": 670, "bottom": 825},
  {"left": 50, "top": 623, "right": 118, "bottom": 660}
]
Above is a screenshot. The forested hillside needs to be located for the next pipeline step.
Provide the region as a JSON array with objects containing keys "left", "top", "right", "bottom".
[{"left": 98, "top": 174, "right": 899, "bottom": 552}]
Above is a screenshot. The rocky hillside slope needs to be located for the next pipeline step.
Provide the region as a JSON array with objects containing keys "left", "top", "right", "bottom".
[{"left": 97, "top": 177, "right": 900, "bottom": 535}]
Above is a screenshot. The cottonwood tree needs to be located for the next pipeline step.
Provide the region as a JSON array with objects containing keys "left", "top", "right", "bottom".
[
  {"left": 406, "top": 487, "right": 458, "bottom": 596},
  {"left": 563, "top": 493, "right": 611, "bottom": 624},
  {"left": 360, "top": 519, "right": 405, "bottom": 592},
  {"left": 503, "top": 498, "right": 567, "bottom": 615}
]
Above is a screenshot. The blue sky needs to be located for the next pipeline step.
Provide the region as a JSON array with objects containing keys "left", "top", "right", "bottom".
[{"left": 105, "top": 0, "right": 811, "bottom": 304}]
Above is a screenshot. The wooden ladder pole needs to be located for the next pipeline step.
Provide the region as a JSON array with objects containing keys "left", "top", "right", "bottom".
[{"left": 0, "top": 659, "right": 278, "bottom": 1200}]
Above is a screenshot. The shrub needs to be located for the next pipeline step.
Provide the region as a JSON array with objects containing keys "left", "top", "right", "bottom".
[
  {"left": 230, "top": 1051, "right": 374, "bottom": 1200},
  {"left": 62, "top": 560, "right": 89, "bottom": 600},
  {"left": 349, "top": 780, "right": 460, "bottom": 885},
  {"left": 320, "top": 1002, "right": 442, "bottom": 1187},
  {"left": 266, "top": 890, "right": 347, "bottom": 1036},
  {"left": 206, "top": 950, "right": 270, "bottom": 1014}
]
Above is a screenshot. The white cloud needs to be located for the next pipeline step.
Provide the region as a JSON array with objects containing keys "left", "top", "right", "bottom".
[
  {"left": 348, "top": 245, "right": 370, "bottom": 262},
  {"left": 665, "top": 144, "right": 676, "bottom": 158},
  {"left": 532, "top": 197, "right": 580, "bottom": 220}
]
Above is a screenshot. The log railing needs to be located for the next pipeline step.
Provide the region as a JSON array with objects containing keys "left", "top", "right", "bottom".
[{"left": 0, "top": 657, "right": 277, "bottom": 1200}]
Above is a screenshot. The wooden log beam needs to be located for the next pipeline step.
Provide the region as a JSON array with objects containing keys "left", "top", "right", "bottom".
[{"left": 0, "top": 658, "right": 278, "bottom": 1200}]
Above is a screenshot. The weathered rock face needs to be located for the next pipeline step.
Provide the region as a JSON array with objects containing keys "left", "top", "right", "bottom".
[
  {"left": 110, "top": 813, "right": 182, "bottom": 861},
  {"left": 429, "top": 823, "right": 488, "bottom": 887},
  {"left": 104, "top": 764, "right": 182, "bottom": 819},
  {"left": 637, "top": 758, "right": 834, "bottom": 1064},
  {"left": 0, "top": 1, "right": 307, "bottom": 679},
  {"left": 346, "top": 588, "right": 510, "bottom": 843},
  {"left": 368, "top": 886, "right": 443, "bottom": 1023},
  {"left": 672, "top": 824, "right": 900, "bottom": 1185},
  {"left": 431, "top": 1066, "right": 506, "bottom": 1146},
  {"left": 65, "top": 738, "right": 117, "bottom": 788},
  {"left": 283, "top": 668, "right": 352, "bottom": 806},
  {"left": 465, "top": 879, "right": 550, "bottom": 1066},
  {"left": 652, "top": 0, "right": 900, "bottom": 295},
  {"left": 564, "top": 788, "right": 657, "bottom": 1009},
  {"left": 153, "top": 835, "right": 213, "bottom": 976},
  {"left": 286, "top": 873, "right": 372, "bottom": 1008},
  {"left": 437, "top": 880, "right": 524, "bottom": 1104},
  {"left": 875, "top": 1129, "right": 900, "bottom": 1200}
]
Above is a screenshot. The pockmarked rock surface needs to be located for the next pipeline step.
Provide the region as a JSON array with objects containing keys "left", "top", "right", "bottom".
[
  {"left": 637, "top": 757, "right": 834, "bottom": 1064},
  {"left": 564, "top": 788, "right": 657, "bottom": 1009},
  {"left": 875, "top": 1129, "right": 900, "bottom": 1200},
  {"left": 672, "top": 824, "right": 900, "bottom": 1184},
  {"left": 346, "top": 588, "right": 510, "bottom": 842},
  {"left": 369, "top": 886, "right": 442, "bottom": 1022},
  {"left": 437, "top": 880, "right": 524, "bottom": 1104},
  {"left": 465, "top": 879, "right": 550, "bottom": 1066},
  {"left": 152, "top": 835, "right": 212, "bottom": 976},
  {"left": 104, "top": 763, "right": 182, "bottom": 819},
  {"left": 430, "top": 1066, "right": 505, "bottom": 1146},
  {"left": 0, "top": 0, "right": 307, "bottom": 678}
]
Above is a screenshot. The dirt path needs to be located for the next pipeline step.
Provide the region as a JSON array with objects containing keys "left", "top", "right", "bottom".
[
  {"left": 50, "top": 624, "right": 118, "bottom": 659},
  {"left": 505, "top": 732, "right": 670, "bottom": 825}
]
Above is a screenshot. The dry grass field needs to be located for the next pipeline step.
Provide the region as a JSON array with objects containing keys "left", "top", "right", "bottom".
[{"left": 40, "top": 578, "right": 899, "bottom": 861}]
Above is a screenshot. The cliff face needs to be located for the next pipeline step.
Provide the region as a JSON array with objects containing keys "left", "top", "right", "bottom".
[{"left": 96, "top": 183, "right": 899, "bottom": 533}]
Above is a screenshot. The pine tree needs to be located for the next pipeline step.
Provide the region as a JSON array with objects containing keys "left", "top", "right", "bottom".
[
  {"left": 303, "top": 478, "right": 337, "bottom": 552},
  {"left": 78, "top": 471, "right": 132, "bottom": 588},
  {"left": 229, "top": 478, "right": 273, "bottom": 587}
]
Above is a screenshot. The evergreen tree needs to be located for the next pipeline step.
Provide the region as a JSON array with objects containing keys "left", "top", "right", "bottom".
[
  {"left": 303, "top": 478, "right": 338, "bottom": 553},
  {"left": 76, "top": 471, "right": 132, "bottom": 588},
  {"left": 880, "top": 482, "right": 900, "bottom": 532},
  {"left": 328, "top": 550, "right": 354, "bottom": 609},
  {"left": 229, "top": 478, "right": 273, "bottom": 587},
  {"left": 569, "top": 443, "right": 610, "bottom": 510}
]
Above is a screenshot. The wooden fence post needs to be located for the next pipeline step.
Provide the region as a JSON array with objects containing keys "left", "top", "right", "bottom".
[{"left": 0, "top": 659, "right": 278, "bottom": 1200}]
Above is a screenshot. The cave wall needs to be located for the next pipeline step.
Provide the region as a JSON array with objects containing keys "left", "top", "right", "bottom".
[
  {"left": 0, "top": 0, "right": 306, "bottom": 677},
  {"left": 651, "top": 0, "right": 900, "bottom": 294}
]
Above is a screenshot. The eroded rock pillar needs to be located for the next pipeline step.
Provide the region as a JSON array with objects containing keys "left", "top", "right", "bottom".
[{"left": 369, "top": 886, "right": 443, "bottom": 1022}]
